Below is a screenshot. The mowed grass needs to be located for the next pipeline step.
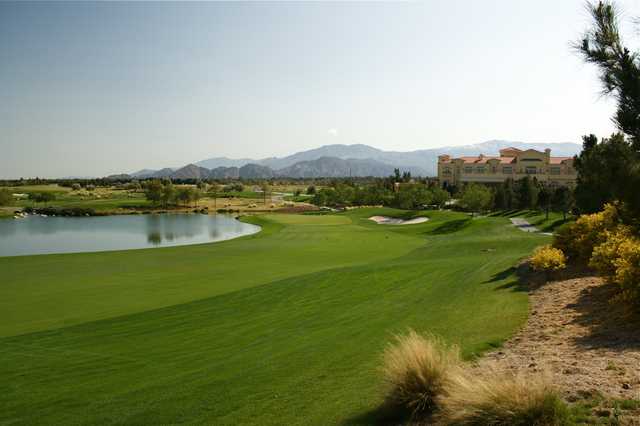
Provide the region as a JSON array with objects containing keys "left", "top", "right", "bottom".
[{"left": 0, "top": 209, "right": 548, "bottom": 425}]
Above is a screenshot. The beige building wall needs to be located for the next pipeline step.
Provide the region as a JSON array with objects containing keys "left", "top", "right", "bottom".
[{"left": 437, "top": 148, "right": 576, "bottom": 188}]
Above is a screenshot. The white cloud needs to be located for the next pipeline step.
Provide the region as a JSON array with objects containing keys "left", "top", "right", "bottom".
[{"left": 328, "top": 128, "right": 338, "bottom": 136}]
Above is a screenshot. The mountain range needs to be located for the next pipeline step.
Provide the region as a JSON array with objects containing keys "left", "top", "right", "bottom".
[{"left": 121, "top": 140, "right": 582, "bottom": 180}]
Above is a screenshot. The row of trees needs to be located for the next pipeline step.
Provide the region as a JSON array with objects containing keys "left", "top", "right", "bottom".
[
  {"left": 457, "top": 179, "right": 575, "bottom": 218},
  {"left": 144, "top": 181, "right": 202, "bottom": 207},
  {"left": 311, "top": 182, "right": 451, "bottom": 210}
]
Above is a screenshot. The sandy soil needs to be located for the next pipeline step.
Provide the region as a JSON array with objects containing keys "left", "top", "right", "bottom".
[
  {"left": 476, "top": 264, "right": 640, "bottom": 416},
  {"left": 369, "top": 215, "right": 429, "bottom": 225}
]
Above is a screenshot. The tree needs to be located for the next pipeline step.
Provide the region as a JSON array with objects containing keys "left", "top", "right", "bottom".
[
  {"left": 145, "top": 180, "right": 163, "bottom": 205},
  {"left": 192, "top": 188, "right": 202, "bottom": 207},
  {"left": 261, "top": 182, "right": 271, "bottom": 206},
  {"left": 515, "top": 176, "right": 538, "bottom": 210},
  {"left": 0, "top": 188, "right": 12, "bottom": 206},
  {"left": 306, "top": 185, "right": 316, "bottom": 195},
  {"left": 537, "top": 186, "right": 552, "bottom": 220},
  {"left": 431, "top": 187, "right": 451, "bottom": 209},
  {"left": 552, "top": 186, "right": 575, "bottom": 221},
  {"left": 574, "top": 133, "right": 637, "bottom": 213},
  {"left": 176, "top": 188, "right": 193, "bottom": 206},
  {"left": 161, "top": 183, "right": 176, "bottom": 207},
  {"left": 459, "top": 183, "right": 493, "bottom": 216},
  {"left": 209, "top": 183, "right": 220, "bottom": 210},
  {"left": 576, "top": 2, "right": 640, "bottom": 215},
  {"left": 71, "top": 183, "right": 81, "bottom": 191},
  {"left": 577, "top": 1, "right": 640, "bottom": 147}
]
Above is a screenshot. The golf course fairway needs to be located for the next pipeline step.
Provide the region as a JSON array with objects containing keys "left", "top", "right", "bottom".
[{"left": 0, "top": 209, "right": 549, "bottom": 425}]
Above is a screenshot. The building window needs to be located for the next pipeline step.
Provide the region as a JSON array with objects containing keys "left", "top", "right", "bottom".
[
  {"left": 521, "top": 158, "right": 542, "bottom": 162},
  {"left": 476, "top": 166, "right": 485, "bottom": 174},
  {"left": 525, "top": 166, "right": 537, "bottom": 174},
  {"left": 550, "top": 167, "right": 561, "bottom": 175},
  {"left": 502, "top": 166, "right": 513, "bottom": 174},
  {"left": 464, "top": 166, "right": 473, "bottom": 173}
]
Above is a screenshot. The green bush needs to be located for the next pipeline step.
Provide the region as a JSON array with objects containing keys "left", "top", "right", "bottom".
[{"left": 0, "top": 188, "right": 12, "bottom": 206}]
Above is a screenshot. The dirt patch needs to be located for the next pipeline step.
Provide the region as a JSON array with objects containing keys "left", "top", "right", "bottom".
[{"left": 476, "top": 266, "right": 640, "bottom": 414}]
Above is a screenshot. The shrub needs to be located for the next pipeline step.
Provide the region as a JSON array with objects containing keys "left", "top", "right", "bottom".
[
  {"left": 552, "top": 203, "right": 619, "bottom": 263},
  {"left": 28, "top": 192, "right": 56, "bottom": 204},
  {"left": 381, "top": 330, "right": 461, "bottom": 419},
  {"left": 0, "top": 188, "right": 12, "bottom": 206},
  {"left": 612, "top": 238, "right": 640, "bottom": 306},
  {"left": 440, "top": 367, "right": 570, "bottom": 426},
  {"left": 587, "top": 225, "right": 640, "bottom": 306},
  {"left": 530, "top": 245, "right": 566, "bottom": 272},
  {"left": 589, "top": 225, "right": 635, "bottom": 279}
]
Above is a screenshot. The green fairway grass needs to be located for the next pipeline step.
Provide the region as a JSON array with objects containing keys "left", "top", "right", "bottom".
[{"left": 0, "top": 209, "right": 549, "bottom": 425}]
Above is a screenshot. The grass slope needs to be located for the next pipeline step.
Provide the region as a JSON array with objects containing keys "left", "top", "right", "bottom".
[{"left": 0, "top": 209, "right": 548, "bottom": 425}]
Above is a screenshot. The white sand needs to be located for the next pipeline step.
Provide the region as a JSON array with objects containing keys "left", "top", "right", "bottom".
[{"left": 368, "top": 215, "right": 429, "bottom": 225}]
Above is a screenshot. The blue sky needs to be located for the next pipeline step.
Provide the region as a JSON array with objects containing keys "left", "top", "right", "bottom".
[{"left": 1, "top": 1, "right": 638, "bottom": 178}]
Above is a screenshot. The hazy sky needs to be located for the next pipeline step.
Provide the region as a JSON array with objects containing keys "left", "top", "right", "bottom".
[{"left": 2, "top": 1, "right": 639, "bottom": 178}]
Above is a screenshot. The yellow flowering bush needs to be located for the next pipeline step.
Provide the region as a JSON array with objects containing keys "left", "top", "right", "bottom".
[
  {"left": 530, "top": 245, "right": 566, "bottom": 272},
  {"left": 612, "top": 238, "right": 640, "bottom": 305},
  {"left": 553, "top": 203, "right": 620, "bottom": 263},
  {"left": 589, "top": 225, "right": 635, "bottom": 279},
  {"left": 552, "top": 203, "right": 640, "bottom": 307}
]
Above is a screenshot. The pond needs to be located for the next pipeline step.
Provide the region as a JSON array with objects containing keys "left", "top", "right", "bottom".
[{"left": 0, "top": 214, "right": 260, "bottom": 257}]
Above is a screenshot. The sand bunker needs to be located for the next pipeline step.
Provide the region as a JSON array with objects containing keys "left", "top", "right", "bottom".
[{"left": 368, "top": 215, "right": 429, "bottom": 225}]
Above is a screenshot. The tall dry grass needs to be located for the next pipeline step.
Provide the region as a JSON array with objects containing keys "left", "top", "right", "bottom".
[
  {"left": 439, "top": 364, "right": 570, "bottom": 426},
  {"left": 381, "top": 330, "right": 462, "bottom": 419}
]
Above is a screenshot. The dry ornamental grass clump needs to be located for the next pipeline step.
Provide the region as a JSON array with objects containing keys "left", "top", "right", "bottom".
[
  {"left": 439, "top": 365, "right": 570, "bottom": 426},
  {"left": 381, "top": 330, "right": 462, "bottom": 419},
  {"left": 381, "top": 332, "right": 570, "bottom": 425}
]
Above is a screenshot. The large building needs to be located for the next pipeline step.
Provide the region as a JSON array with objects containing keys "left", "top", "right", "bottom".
[{"left": 437, "top": 147, "right": 577, "bottom": 188}]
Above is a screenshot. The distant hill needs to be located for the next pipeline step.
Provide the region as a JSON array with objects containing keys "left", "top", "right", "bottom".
[
  {"left": 210, "top": 166, "right": 240, "bottom": 179},
  {"left": 277, "top": 157, "right": 396, "bottom": 178},
  {"left": 239, "top": 164, "right": 275, "bottom": 179},
  {"left": 195, "top": 157, "right": 256, "bottom": 169},
  {"left": 171, "top": 164, "right": 211, "bottom": 180},
  {"left": 127, "top": 140, "right": 582, "bottom": 179}
]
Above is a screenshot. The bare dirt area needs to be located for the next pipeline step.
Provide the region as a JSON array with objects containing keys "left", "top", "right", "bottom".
[{"left": 477, "top": 265, "right": 640, "bottom": 420}]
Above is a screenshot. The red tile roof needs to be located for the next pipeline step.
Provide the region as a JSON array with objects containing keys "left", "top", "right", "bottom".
[
  {"left": 549, "top": 157, "right": 572, "bottom": 164},
  {"left": 454, "top": 156, "right": 515, "bottom": 164},
  {"left": 442, "top": 154, "right": 569, "bottom": 165}
]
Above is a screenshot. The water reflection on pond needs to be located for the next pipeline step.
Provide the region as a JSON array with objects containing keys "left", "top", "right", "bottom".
[{"left": 0, "top": 214, "right": 260, "bottom": 257}]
